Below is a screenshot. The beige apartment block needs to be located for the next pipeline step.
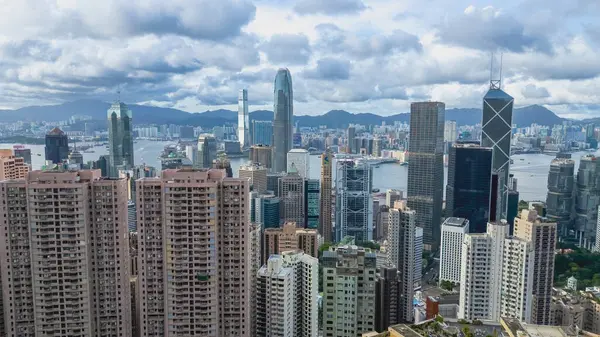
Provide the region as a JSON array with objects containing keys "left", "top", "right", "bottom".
[
  {"left": 0, "top": 149, "right": 29, "bottom": 180},
  {"left": 0, "top": 169, "right": 131, "bottom": 337},
  {"left": 136, "top": 168, "right": 250, "bottom": 337},
  {"left": 262, "top": 222, "right": 318, "bottom": 263}
]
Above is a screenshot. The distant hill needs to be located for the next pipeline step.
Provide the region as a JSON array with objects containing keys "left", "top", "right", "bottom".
[{"left": 0, "top": 100, "right": 566, "bottom": 128}]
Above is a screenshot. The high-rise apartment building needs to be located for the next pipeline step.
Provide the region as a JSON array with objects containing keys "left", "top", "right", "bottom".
[
  {"left": 249, "top": 145, "right": 273, "bottom": 170},
  {"left": 13, "top": 145, "right": 32, "bottom": 166},
  {"left": 444, "top": 120, "right": 458, "bottom": 143},
  {"left": 514, "top": 209, "right": 557, "bottom": 325},
  {"left": 439, "top": 217, "right": 469, "bottom": 284},
  {"left": 385, "top": 203, "right": 415, "bottom": 323},
  {"left": 574, "top": 155, "right": 600, "bottom": 249},
  {"left": 321, "top": 246, "right": 377, "bottom": 337},
  {"left": 238, "top": 89, "right": 250, "bottom": 149},
  {"left": 197, "top": 134, "right": 217, "bottom": 168},
  {"left": 273, "top": 68, "right": 293, "bottom": 173},
  {"left": 446, "top": 143, "right": 493, "bottom": 233},
  {"left": 279, "top": 171, "right": 305, "bottom": 226},
  {"left": 375, "top": 267, "right": 402, "bottom": 332},
  {"left": 407, "top": 102, "right": 445, "bottom": 250},
  {"left": 252, "top": 120, "right": 273, "bottom": 146},
  {"left": 320, "top": 150, "right": 333, "bottom": 242},
  {"left": 481, "top": 85, "right": 514, "bottom": 220},
  {"left": 0, "top": 170, "right": 132, "bottom": 337},
  {"left": 304, "top": 179, "right": 320, "bottom": 229},
  {"left": 45, "top": 127, "right": 69, "bottom": 164},
  {"left": 335, "top": 156, "right": 373, "bottom": 242},
  {"left": 415, "top": 227, "right": 424, "bottom": 289},
  {"left": 107, "top": 101, "right": 134, "bottom": 177},
  {"left": 287, "top": 149, "right": 310, "bottom": 179},
  {"left": 500, "top": 236, "right": 534, "bottom": 321},
  {"left": 0, "top": 149, "right": 30, "bottom": 179},
  {"left": 212, "top": 153, "right": 233, "bottom": 177},
  {"left": 256, "top": 251, "right": 318, "bottom": 337},
  {"left": 239, "top": 163, "right": 268, "bottom": 193},
  {"left": 459, "top": 221, "right": 508, "bottom": 321},
  {"left": 136, "top": 168, "right": 250, "bottom": 336},
  {"left": 546, "top": 157, "right": 575, "bottom": 236},
  {"left": 262, "top": 222, "right": 318, "bottom": 264}
]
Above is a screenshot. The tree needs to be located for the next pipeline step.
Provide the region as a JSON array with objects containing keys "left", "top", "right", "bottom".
[{"left": 440, "top": 280, "right": 454, "bottom": 291}]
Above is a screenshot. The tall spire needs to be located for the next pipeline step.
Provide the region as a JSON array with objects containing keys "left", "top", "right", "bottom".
[{"left": 489, "top": 52, "right": 503, "bottom": 90}]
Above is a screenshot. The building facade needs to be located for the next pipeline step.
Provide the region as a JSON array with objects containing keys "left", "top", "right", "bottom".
[
  {"left": 252, "top": 120, "right": 273, "bottom": 146},
  {"left": 262, "top": 222, "right": 318, "bottom": 264},
  {"left": 407, "top": 102, "right": 445, "bottom": 250},
  {"left": 304, "top": 179, "right": 320, "bottom": 229},
  {"left": 546, "top": 158, "right": 575, "bottom": 237},
  {"left": 197, "top": 135, "right": 217, "bottom": 168},
  {"left": 0, "top": 149, "right": 30, "bottom": 179},
  {"left": 0, "top": 170, "right": 132, "bottom": 337},
  {"left": 439, "top": 217, "right": 469, "bottom": 284},
  {"left": 136, "top": 169, "right": 250, "bottom": 336},
  {"left": 446, "top": 143, "right": 493, "bottom": 233},
  {"left": 335, "top": 156, "right": 373, "bottom": 242},
  {"left": 574, "top": 155, "right": 600, "bottom": 249},
  {"left": 273, "top": 68, "right": 293, "bottom": 173},
  {"left": 249, "top": 145, "right": 273, "bottom": 170},
  {"left": 107, "top": 102, "right": 134, "bottom": 177},
  {"left": 321, "top": 246, "right": 377, "bottom": 337},
  {"left": 239, "top": 163, "right": 268, "bottom": 193},
  {"left": 278, "top": 172, "right": 305, "bottom": 226}
]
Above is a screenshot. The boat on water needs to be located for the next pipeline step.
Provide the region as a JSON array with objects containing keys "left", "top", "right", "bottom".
[{"left": 375, "top": 165, "right": 380, "bottom": 168}]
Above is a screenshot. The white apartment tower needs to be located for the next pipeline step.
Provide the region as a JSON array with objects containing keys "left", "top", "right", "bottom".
[
  {"left": 256, "top": 251, "right": 318, "bottom": 337},
  {"left": 0, "top": 170, "right": 132, "bottom": 337},
  {"left": 439, "top": 217, "right": 469, "bottom": 284},
  {"left": 287, "top": 149, "right": 310, "bottom": 179},
  {"left": 238, "top": 89, "right": 250, "bottom": 149},
  {"left": 136, "top": 168, "right": 250, "bottom": 337},
  {"left": 500, "top": 237, "right": 534, "bottom": 321},
  {"left": 322, "top": 246, "right": 377, "bottom": 337},
  {"left": 414, "top": 227, "right": 424, "bottom": 289},
  {"left": 385, "top": 203, "right": 416, "bottom": 322}
]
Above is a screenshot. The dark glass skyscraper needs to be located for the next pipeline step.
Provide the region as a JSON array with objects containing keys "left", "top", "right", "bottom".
[
  {"left": 574, "top": 155, "right": 600, "bottom": 249},
  {"left": 272, "top": 68, "right": 293, "bottom": 173},
  {"left": 446, "top": 143, "right": 493, "bottom": 233},
  {"left": 546, "top": 157, "right": 575, "bottom": 236},
  {"left": 481, "top": 87, "right": 514, "bottom": 220},
  {"left": 107, "top": 102, "right": 134, "bottom": 177},
  {"left": 45, "top": 127, "right": 69, "bottom": 164},
  {"left": 407, "top": 102, "right": 445, "bottom": 250},
  {"left": 304, "top": 179, "right": 320, "bottom": 229},
  {"left": 197, "top": 135, "right": 217, "bottom": 168},
  {"left": 252, "top": 120, "right": 273, "bottom": 146}
]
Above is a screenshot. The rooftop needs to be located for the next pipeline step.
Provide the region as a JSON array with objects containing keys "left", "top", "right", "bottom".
[
  {"left": 389, "top": 324, "right": 423, "bottom": 337},
  {"left": 47, "top": 127, "right": 65, "bottom": 135},
  {"left": 442, "top": 217, "right": 469, "bottom": 227},
  {"left": 484, "top": 88, "right": 514, "bottom": 100},
  {"left": 501, "top": 317, "right": 577, "bottom": 337}
]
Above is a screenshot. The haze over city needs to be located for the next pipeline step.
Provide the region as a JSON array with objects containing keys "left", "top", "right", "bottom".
[{"left": 1, "top": 0, "right": 599, "bottom": 118}]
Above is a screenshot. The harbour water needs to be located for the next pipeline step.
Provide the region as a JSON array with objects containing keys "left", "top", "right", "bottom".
[{"left": 3, "top": 140, "right": 596, "bottom": 202}]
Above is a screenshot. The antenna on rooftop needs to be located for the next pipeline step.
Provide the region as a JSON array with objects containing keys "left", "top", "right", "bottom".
[{"left": 489, "top": 52, "right": 502, "bottom": 90}]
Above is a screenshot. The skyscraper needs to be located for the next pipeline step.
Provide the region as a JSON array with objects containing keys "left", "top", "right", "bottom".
[
  {"left": 335, "top": 156, "right": 373, "bottom": 242},
  {"left": 136, "top": 168, "right": 250, "bottom": 336},
  {"left": 514, "top": 209, "right": 557, "bottom": 325},
  {"left": 320, "top": 150, "right": 333, "bottom": 242},
  {"left": 446, "top": 143, "right": 493, "bottom": 233},
  {"left": 287, "top": 149, "right": 310, "bottom": 179},
  {"left": 0, "top": 170, "right": 132, "bottom": 337},
  {"left": 321, "top": 246, "right": 377, "bottom": 336},
  {"left": 482, "top": 85, "right": 514, "bottom": 220},
  {"left": 44, "top": 127, "right": 69, "bottom": 164},
  {"left": 407, "top": 102, "right": 445, "bottom": 250},
  {"left": 347, "top": 126, "right": 356, "bottom": 153},
  {"left": 574, "top": 155, "right": 600, "bottom": 249},
  {"left": 13, "top": 145, "right": 31, "bottom": 166},
  {"left": 304, "top": 179, "right": 320, "bottom": 229},
  {"left": 252, "top": 120, "right": 273, "bottom": 146},
  {"left": 238, "top": 89, "right": 250, "bottom": 149},
  {"left": 107, "top": 101, "right": 134, "bottom": 177},
  {"left": 278, "top": 171, "right": 305, "bottom": 226},
  {"left": 386, "top": 189, "right": 403, "bottom": 207},
  {"left": 273, "top": 68, "right": 293, "bottom": 173},
  {"left": 256, "top": 251, "right": 318, "bottom": 337},
  {"left": 197, "top": 134, "right": 217, "bottom": 168},
  {"left": 546, "top": 157, "right": 575, "bottom": 236},
  {"left": 385, "top": 203, "right": 416, "bottom": 323},
  {"left": 250, "top": 144, "right": 273, "bottom": 170},
  {"left": 0, "top": 149, "right": 30, "bottom": 179},
  {"left": 212, "top": 152, "right": 233, "bottom": 177}
]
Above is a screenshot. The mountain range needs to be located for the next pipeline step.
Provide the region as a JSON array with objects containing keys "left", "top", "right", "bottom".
[{"left": 0, "top": 99, "right": 567, "bottom": 128}]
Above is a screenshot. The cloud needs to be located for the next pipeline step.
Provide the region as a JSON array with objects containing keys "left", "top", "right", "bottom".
[
  {"left": 0, "top": 0, "right": 256, "bottom": 41},
  {"left": 260, "top": 33, "right": 312, "bottom": 65},
  {"left": 304, "top": 58, "right": 351, "bottom": 80},
  {"left": 521, "top": 84, "right": 550, "bottom": 99},
  {"left": 294, "top": 0, "right": 366, "bottom": 15},
  {"left": 437, "top": 6, "right": 553, "bottom": 54},
  {"left": 315, "top": 23, "right": 422, "bottom": 59}
]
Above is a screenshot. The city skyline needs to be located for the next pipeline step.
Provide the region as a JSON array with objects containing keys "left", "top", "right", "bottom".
[{"left": 0, "top": 1, "right": 598, "bottom": 119}]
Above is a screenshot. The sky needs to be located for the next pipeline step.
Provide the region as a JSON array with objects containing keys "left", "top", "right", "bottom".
[{"left": 0, "top": 0, "right": 599, "bottom": 118}]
